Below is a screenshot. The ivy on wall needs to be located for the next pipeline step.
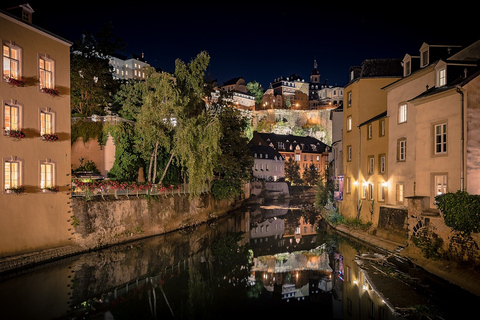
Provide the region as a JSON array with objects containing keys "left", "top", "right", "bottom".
[
  {"left": 71, "top": 119, "right": 107, "bottom": 146},
  {"left": 435, "top": 191, "right": 480, "bottom": 235}
]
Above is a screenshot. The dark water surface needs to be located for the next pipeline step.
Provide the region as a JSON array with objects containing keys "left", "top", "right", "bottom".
[{"left": 0, "top": 199, "right": 479, "bottom": 320}]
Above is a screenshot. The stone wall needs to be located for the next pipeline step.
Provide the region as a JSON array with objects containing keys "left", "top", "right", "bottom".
[
  {"left": 72, "top": 193, "right": 240, "bottom": 251},
  {"left": 377, "top": 205, "right": 408, "bottom": 243}
]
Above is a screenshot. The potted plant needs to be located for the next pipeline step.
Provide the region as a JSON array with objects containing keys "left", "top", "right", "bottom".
[
  {"left": 41, "top": 87, "right": 59, "bottom": 96},
  {"left": 42, "top": 186, "right": 59, "bottom": 193},
  {"left": 5, "top": 76, "right": 26, "bottom": 87},
  {"left": 3, "top": 129, "right": 26, "bottom": 140}
]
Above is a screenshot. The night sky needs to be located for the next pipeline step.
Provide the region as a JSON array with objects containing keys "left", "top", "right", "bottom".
[{"left": 4, "top": 2, "right": 478, "bottom": 89}]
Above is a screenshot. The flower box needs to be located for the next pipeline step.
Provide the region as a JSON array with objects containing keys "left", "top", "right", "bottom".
[
  {"left": 3, "top": 129, "right": 26, "bottom": 140},
  {"left": 42, "top": 87, "right": 59, "bottom": 96},
  {"left": 42, "top": 133, "right": 59, "bottom": 142},
  {"left": 5, "top": 76, "right": 25, "bottom": 87},
  {"left": 42, "top": 186, "right": 59, "bottom": 193},
  {"left": 6, "top": 186, "right": 25, "bottom": 194}
]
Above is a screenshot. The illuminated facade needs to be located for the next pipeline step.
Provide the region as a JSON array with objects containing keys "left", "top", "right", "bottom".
[{"left": 0, "top": 5, "right": 72, "bottom": 256}]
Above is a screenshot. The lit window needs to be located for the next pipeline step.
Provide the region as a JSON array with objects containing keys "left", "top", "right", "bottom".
[
  {"left": 4, "top": 158, "right": 22, "bottom": 190},
  {"left": 434, "top": 174, "right": 447, "bottom": 196},
  {"left": 39, "top": 56, "right": 54, "bottom": 89},
  {"left": 3, "top": 43, "right": 21, "bottom": 80},
  {"left": 347, "top": 115, "right": 352, "bottom": 131},
  {"left": 40, "top": 161, "right": 55, "bottom": 189},
  {"left": 40, "top": 110, "right": 55, "bottom": 135},
  {"left": 396, "top": 182, "right": 404, "bottom": 204},
  {"left": 434, "top": 123, "right": 447, "bottom": 154},
  {"left": 398, "top": 103, "right": 407, "bottom": 123},
  {"left": 437, "top": 68, "right": 446, "bottom": 86},
  {"left": 3, "top": 102, "right": 21, "bottom": 132}
]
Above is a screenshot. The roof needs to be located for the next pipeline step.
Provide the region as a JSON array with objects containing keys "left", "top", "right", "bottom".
[
  {"left": 358, "top": 111, "right": 387, "bottom": 127},
  {"left": 251, "top": 131, "right": 329, "bottom": 153},
  {"left": 249, "top": 144, "right": 283, "bottom": 159}
]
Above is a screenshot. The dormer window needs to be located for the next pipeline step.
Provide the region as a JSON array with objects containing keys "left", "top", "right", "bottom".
[
  {"left": 402, "top": 54, "right": 412, "bottom": 76},
  {"left": 420, "top": 46, "right": 429, "bottom": 67},
  {"left": 437, "top": 68, "right": 446, "bottom": 87}
]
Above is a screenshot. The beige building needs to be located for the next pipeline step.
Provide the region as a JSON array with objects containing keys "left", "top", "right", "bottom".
[
  {"left": 0, "top": 5, "right": 72, "bottom": 256},
  {"left": 341, "top": 59, "right": 402, "bottom": 222},
  {"left": 384, "top": 40, "right": 480, "bottom": 209}
]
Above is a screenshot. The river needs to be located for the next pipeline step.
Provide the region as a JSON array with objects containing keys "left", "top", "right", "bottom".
[{"left": 0, "top": 198, "right": 478, "bottom": 320}]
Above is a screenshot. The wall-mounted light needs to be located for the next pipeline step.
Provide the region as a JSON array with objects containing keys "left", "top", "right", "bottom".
[
  {"left": 381, "top": 182, "right": 388, "bottom": 188},
  {"left": 353, "top": 181, "right": 358, "bottom": 186}
]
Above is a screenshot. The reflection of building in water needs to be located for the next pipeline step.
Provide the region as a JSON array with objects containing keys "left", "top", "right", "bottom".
[{"left": 251, "top": 245, "right": 334, "bottom": 302}]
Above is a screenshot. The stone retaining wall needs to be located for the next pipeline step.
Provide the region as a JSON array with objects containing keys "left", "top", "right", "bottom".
[{"left": 72, "top": 193, "right": 240, "bottom": 251}]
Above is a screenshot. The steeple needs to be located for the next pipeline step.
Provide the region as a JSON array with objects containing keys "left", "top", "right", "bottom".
[{"left": 310, "top": 57, "right": 320, "bottom": 84}]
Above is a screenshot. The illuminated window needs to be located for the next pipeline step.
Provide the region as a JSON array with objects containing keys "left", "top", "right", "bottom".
[
  {"left": 40, "top": 110, "right": 55, "bottom": 135},
  {"left": 397, "top": 138, "right": 407, "bottom": 161},
  {"left": 3, "top": 43, "right": 21, "bottom": 80},
  {"left": 3, "top": 102, "right": 21, "bottom": 132},
  {"left": 379, "top": 154, "right": 386, "bottom": 174},
  {"left": 40, "top": 161, "right": 55, "bottom": 189},
  {"left": 347, "top": 115, "right": 352, "bottom": 131},
  {"left": 434, "top": 174, "right": 447, "bottom": 196},
  {"left": 4, "top": 158, "right": 22, "bottom": 191},
  {"left": 368, "top": 156, "right": 374, "bottom": 174},
  {"left": 39, "top": 56, "right": 54, "bottom": 89},
  {"left": 398, "top": 103, "right": 407, "bottom": 123},
  {"left": 437, "top": 68, "right": 446, "bottom": 86},
  {"left": 396, "top": 182, "right": 404, "bottom": 205}
]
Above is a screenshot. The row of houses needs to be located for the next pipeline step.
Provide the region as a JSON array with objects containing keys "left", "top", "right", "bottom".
[{"left": 330, "top": 39, "right": 480, "bottom": 228}]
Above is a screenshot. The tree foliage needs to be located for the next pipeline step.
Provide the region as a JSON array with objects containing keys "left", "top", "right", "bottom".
[
  {"left": 303, "top": 163, "right": 320, "bottom": 186},
  {"left": 284, "top": 158, "right": 302, "bottom": 185},
  {"left": 70, "top": 23, "right": 124, "bottom": 116},
  {"left": 246, "top": 81, "right": 264, "bottom": 104},
  {"left": 107, "top": 122, "right": 142, "bottom": 181}
]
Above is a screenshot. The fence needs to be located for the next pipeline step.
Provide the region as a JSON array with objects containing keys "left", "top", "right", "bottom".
[{"left": 72, "top": 183, "right": 209, "bottom": 200}]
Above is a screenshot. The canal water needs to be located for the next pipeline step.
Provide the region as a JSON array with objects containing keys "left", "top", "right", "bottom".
[{"left": 0, "top": 198, "right": 479, "bottom": 320}]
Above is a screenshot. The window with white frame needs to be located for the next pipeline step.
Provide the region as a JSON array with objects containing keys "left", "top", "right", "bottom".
[
  {"left": 379, "top": 154, "right": 386, "bottom": 174},
  {"left": 4, "top": 157, "right": 22, "bottom": 191},
  {"left": 398, "top": 103, "right": 407, "bottom": 123},
  {"left": 397, "top": 138, "right": 407, "bottom": 161},
  {"left": 396, "top": 182, "right": 404, "bottom": 205},
  {"left": 437, "top": 68, "right": 446, "bottom": 87},
  {"left": 367, "top": 124, "right": 372, "bottom": 139},
  {"left": 434, "top": 123, "right": 447, "bottom": 155},
  {"left": 3, "top": 101, "right": 21, "bottom": 132},
  {"left": 362, "top": 183, "right": 367, "bottom": 199},
  {"left": 347, "top": 115, "right": 352, "bottom": 131},
  {"left": 368, "top": 156, "right": 374, "bottom": 174},
  {"left": 40, "top": 161, "right": 55, "bottom": 190},
  {"left": 379, "top": 183, "right": 385, "bottom": 201},
  {"left": 346, "top": 177, "right": 351, "bottom": 193},
  {"left": 347, "top": 145, "right": 352, "bottom": 162},
  {"left": 434, "top": 174, "right": 447, "bottom": 196},
  {"left": 39, "top": 56, "right": 55, "bottom": 90},
  {"left": 380, "top": 119, "right": 385, "bottom": 137},
  {"left": 40, "top": 109, "right": 55, "bottom": 135},
  {"left": 3, "top": 43, "right": 21, "bottom": 80}
]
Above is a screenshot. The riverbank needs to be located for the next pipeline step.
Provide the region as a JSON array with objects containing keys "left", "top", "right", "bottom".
[{"left": 329, "top": 221, "right": 480, "bottom": 297}]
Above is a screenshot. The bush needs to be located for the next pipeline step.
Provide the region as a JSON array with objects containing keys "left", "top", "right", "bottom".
[{"left": 435, "top": 191, "right": 480, "bottom": 235}]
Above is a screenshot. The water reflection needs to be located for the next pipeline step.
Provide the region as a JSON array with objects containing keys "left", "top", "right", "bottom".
[{"left": 0, "top": 199, "right": 479, "bottom": 319}]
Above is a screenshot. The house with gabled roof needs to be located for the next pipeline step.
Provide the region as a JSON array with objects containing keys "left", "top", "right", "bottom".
[{"left": 250, "top": 131, "right": 329, "bottom": 180}]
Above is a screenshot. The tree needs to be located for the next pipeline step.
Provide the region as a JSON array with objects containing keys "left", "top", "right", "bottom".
[
  {"left": 246, "top": 81, "right": 264, "bottom": 104},
  {"left": 303, "top": 164, "right": 320, "bottom": 186},
  {"left": 284, "top": 158, "right": 302, "bottom": 185},
  {"left": 211, "top": 107, "right": 253, "bottom": 199},
  {"left": 107, "top": 122, "right": 142, "bottom": 181},
  {"left": 133, "top": 52, "right": 222, "bottom": 196},
  {"left": 70, "top": 23, "right": 124, "bottom": 116}
]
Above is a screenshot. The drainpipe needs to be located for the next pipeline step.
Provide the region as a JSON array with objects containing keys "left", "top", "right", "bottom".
[{"left": 456, "top": 86, "right": 465, "bottom": 191}]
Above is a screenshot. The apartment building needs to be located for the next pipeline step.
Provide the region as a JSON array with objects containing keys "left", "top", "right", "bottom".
[
  {"left": 340, "top": 59, "right": 402, "bottom": 222},
  {"left": 0, "top": 5, "right": 72, "bottom": 256},
  {"left": 384, "top": 40, "right": 480, "bottom": 209}
]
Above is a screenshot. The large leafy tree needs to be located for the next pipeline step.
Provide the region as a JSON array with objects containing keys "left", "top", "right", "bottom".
[
  {"left": 70, "top": 23, "right": 124, "bottom": 116},
  {"left": 133, "top": 52, "right": 222, "bottom": 196},
  {"left": 303, "top": 163, "right": 320, "bottom": 186},
  {"left": 284, "top": 158, "right": 302, "bottom": 185},
  {"left": 211, "top": 107, "right": 253, "bottom": 199},
  {"left": 246, "top": 81, "right": 264, "bottom": 104}
]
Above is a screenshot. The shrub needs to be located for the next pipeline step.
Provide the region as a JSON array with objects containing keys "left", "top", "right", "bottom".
[{"left": 435, "top": 191, "right": 480, "bottom": 235}]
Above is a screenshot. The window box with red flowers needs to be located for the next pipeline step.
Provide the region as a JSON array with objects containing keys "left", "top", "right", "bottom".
[
  {"left": 5, "top": 76, "right": 26, "bottom": 87},
  {"left": 41, "top": 87, "right": 59, "bottom": 96},
  {"left": 3, "top": 128, "right": 26, "bottom": 140},
  {"left": 42, "top": 133, "right": 59, "bottom": 142},
  {"left": 6, "top": 186, "right": 26, "bottom": 194},
  {"left": 42, "top": 186, "right": 59, "bottom": 193}
]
